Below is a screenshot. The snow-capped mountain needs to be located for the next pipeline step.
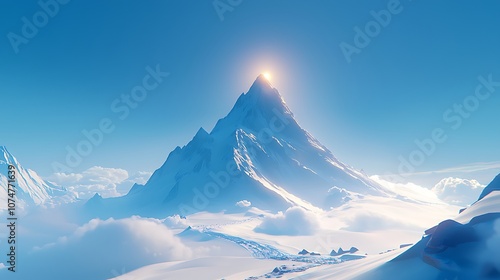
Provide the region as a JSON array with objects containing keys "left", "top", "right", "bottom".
[
  {"left": 0, "top": 146, "right": 72, "bottom": 211},
  {"left": 90, "top": 75, "right": 392, "bottom": 217}
]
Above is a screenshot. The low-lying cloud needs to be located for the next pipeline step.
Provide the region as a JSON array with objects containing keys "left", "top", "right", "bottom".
[
  {"left": 341, "top": 211, "right": 421, "bottom": 232},
  {"left": 163, "top": 214, "right": 190, "bottom": 229},
  {"left": 1, "top": 216, "right": 191, "bottom": 280},
  {"left": 371, "top": 175, "right": 442, "bottom": 204},
  {"left": 254, "top": 206, "right": 320, "bottom": 236},
  {"left": 47, "top": 166, "right": 152, "bottom": 199}
]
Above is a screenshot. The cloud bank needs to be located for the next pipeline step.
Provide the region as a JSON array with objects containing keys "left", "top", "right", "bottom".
[
  {"left": 340, "top": 211, "right": 421, "bottom": 232},
  {"left": 47, "top": 166, "right": 152, "bottom": 199},
  {"left": 371, "top": 175, "right": 442, "bottom": 204},
  {"left": 2, "top": 216, "right": 191, "bottom": 280},
  {"left": 254, "top": 206, "right": 320, "bottom": 236},
  {"left": 163, "top": 214, "right": 190, "bottom": 229},
  {"left": 432, "top": 177, "right": 485, "bottom": 206}
]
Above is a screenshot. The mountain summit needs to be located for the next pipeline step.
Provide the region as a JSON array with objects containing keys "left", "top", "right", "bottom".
[
  {"left": 0, "top": 146, "right": 16, "bottom": 164},
  {"left": 0, "top": 146, "right": 72, "bottom": 211},
  {"left": 90, "top": 75, "right": 391, "bottom": 217},
  {"left": 242, "top": 73, "right": 286, "bottom": 107},
  {"left": 249, "top": 73, "right": 274, "bottom": 92},
  {"left": 212, "top": 74, "right": 292, "bottom": 135}
]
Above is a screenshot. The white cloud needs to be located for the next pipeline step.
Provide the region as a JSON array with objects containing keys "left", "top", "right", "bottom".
[
  {"left": 128, "top": 171, "right": 152, "bottom": 185},
  {"left": 48, "top": 172, "right": 84, "bottom": 184},
  {"left": 163, "top": 215, "right": 189, "bottom": 229},
  {"left": 371, "top": 175, "right": 442, "bottom": 204},
  {"left": 432, "top": 177, "right": 485, "bottom": 206},
  {"left": 47, "top": 167, "right": 152, "bottom": 199},
  {"left": 254, "top": 206, "right": 320, "bottom": 236},
  {"left": 340, "top": 211, "right": 421, "bottom": 232},
  {"left": 235, "top": 200, "right": 252, "bottom": 208},
  {"left": 10, "top": 217, "right": 191, "bottom": 280},
  {"left": 116, "top": 171, "right": 153, "bottom": 195},
  {"left": 83, "top": 166, "right": 129, "bottom": 185}
]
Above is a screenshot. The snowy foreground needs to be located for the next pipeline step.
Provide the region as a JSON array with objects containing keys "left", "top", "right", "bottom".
[
  {"left": 3, "top": 187, "right": 500, "bottom": 280},
  {"left": 0, "top": 194, "right": 460, "bottom": 280},
  {"left": 114, "top": 190, "right": 500, "bottom": 280}
]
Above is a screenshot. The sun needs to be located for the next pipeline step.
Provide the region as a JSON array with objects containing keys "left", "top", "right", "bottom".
[{"left": 262, "top": 72, "right": 271, "bottom": 81}]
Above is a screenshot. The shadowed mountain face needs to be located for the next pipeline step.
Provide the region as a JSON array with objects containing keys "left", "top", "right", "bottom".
[
  {"left": 478, "top": 174, "right": 500, "bottom": 201},
  {"left": 88, "top": 75, "right": 391, "bottom": 217}
]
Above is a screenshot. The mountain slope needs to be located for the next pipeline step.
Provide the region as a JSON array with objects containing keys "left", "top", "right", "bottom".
[
  {"left": 0, "top": 146, "right": 72, "bottom": 211},
  {"left": 347, "top": 172, "right": 500, "bottom": 280},
  {"left": 90, "top": 75, "right": 392, "bottom": 217},
  {"left": 478, "top": 173, "right": 500, "bottom": 201}
]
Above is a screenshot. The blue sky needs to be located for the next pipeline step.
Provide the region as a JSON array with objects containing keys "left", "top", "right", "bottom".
[{"left": 1, "top": 0, "right": 499, "bottom": 187}]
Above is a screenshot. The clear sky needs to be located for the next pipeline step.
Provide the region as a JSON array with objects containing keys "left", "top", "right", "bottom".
[{"left": 1, "top": 0, "right": 499, "bottom": 187}]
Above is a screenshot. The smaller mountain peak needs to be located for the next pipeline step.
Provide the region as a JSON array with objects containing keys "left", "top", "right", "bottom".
[
  {"left": 128, "top": 183, "right": 145, "bottom": 195},
  {"left": 187, "top": 127, "right": 213, "bottom": 148},
  {"left": 194, "top": 127, "right": 210, "bottom": 140},
  {"left": 85, "top": 193, "right": 104, "bottom": 208}
]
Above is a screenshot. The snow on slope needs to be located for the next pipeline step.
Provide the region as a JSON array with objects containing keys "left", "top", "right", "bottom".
[
  {"left": 110, "top": 194, "right": 459, "bottom": 280},
  {"left": 0, "top": 146, "right": 73, "bottom": 211},
  {"left": 90, "top": 75, "right": 394, "bottom": 218},
  {"left": 456, "top": 173, "right": 500, "bottom": 224},
  {"left": 344, "top": 173, "right": 500, "bottom": 280},
  {"left": 111, "top": 257, "right": 311, "bottom": 280}
]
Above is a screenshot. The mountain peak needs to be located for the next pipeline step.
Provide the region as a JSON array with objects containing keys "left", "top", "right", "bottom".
[
  {"left": 245, "top": 74, "right": 280, "bottom": 103},
  {"left": 238, "top": 74, "right": 288, "bottom": 111},
  {"left": 211, "top": 74, "right": 294, "bottom": 135},
  {"left": 249, "top": 74, "right": 273, "bottom": 93},
  {"left": 195, "top": 127, "right": 209, "bottom": 137},
  {"left": 192, "top": 127, "right": 212, "bottom": 143},
  {"left": 90, "top": 74, "right": 390, "bottom": 217},
  {"left": 0, "top": 145, "right": 9, "bottom": 155},
  {"left": 0, "top": 146, "right": 16, "bottom": 165},
  {"left": 0, "top": 146, "right": 73, "bottom": 209}
]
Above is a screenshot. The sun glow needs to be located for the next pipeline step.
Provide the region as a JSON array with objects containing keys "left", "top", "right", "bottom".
[{"left": 262, "top": 72, "right": 271, "bottom": 81}]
